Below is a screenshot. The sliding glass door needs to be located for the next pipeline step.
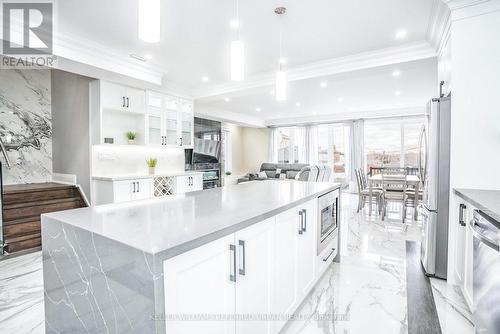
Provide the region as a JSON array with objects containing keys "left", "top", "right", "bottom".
[
  {"left": 364, "top": 118, "right": 425, "bottom": 172},
  {"left": 316, "top": 124, "right": 350, "bottom": 182}
]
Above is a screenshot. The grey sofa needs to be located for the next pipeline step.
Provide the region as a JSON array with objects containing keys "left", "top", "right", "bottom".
[{"left": 237, "top": 163, "right": 309, "bottom": 183}]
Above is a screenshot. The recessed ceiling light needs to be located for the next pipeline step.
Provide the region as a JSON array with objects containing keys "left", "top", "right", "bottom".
[
  {"left": 395, "top": 30, "right": 407, "bottom": 39},
  {"left": 256, "top": 107, "right": 261, "bottom": 112},
  {"left": 270, "top": 90, "right": 275, "bottom": 95},
  {"left": 224, "top": 97, "right": 230, "bottom": 102},
  {"left": 337, "top": 97, "right": 343, "bottom": 103},
  {"left": 395, "top": 91, "right": 401, "bottom": 96},
  {"left": 312, "top": 111, "right": 317, "bottom": 115},
  {"left": 392, "top": 70, "right": 401, "bottom": 77},
  {"left": 279, "top": 57, "right": 287, "bottom": 64},
  {"left": 277, "top": 114, "right": 281, "bottom": 118},
  {"left": 295, "top": 102, "right": 301, "bottom": 107},
  {"left": 201, "top": 76, "right": 210, "bottom": 82},
  {"left": 230, "top": 19, "right": 240, "bottom": 29},
  {"left": 320, "top": 81, "right": 328, "bottom": 88},
  {"left": 144, "top": 54, "right": 153, "bottom": 60}
]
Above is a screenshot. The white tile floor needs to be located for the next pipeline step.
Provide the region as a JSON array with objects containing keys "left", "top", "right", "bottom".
[{"left": 0, "top": 194, "right": 474, "bottom": 334}]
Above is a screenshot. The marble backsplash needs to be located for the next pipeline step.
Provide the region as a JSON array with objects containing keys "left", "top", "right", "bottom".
[{"left": 0, "top": 68, "right": 52, "bottom": 184}]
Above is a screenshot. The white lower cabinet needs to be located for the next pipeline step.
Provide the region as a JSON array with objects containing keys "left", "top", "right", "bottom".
[
  {"left": 93, "top": 178, "right": 153, "bottom": 204},
  {"left": 235, "top": 219, "right": 274, "bottom": 334},
  {"left": 164, "top": 234, "right": 236, "bottom": 334},
  {"left": 173, "top": 174, "right": 203, "bottom": 194},
  {"left": 163, "top": 198, "right": 326, "bottom": 334}
]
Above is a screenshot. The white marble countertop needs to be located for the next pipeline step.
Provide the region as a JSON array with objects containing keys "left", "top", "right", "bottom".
[
  {"left": 42, "top": 181, "right": 340, "bottom": 259},
  {"left": 454, "top": 188, "right": 500, "bottom": 222},
  {"left": 92, "top": 170, "right": 204, "bottom": 181}
]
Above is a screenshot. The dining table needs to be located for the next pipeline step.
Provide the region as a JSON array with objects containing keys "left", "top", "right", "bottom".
[{"left": 367, "top": 174, "right": 421, "bottom": 220}]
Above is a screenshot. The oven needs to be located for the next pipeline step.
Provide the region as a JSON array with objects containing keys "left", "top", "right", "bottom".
[{"left": 317, "top": 189, "right": 339, "bottom": 255}]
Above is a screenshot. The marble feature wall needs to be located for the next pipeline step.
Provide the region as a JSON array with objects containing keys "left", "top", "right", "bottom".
[
  {"left": 42, "top": 216, "right": 161, "bottom": 333},
  {"left": 0, "top": 68, "right": 52, "bottom": 184}
]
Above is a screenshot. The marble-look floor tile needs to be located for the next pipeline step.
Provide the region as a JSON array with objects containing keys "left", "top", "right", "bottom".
[
  {"left": 430, "top": 278, "right": 474, "bottom": 334},
  {"left": 0, "top": 194, "right": 474, "bottom": 334},
  {"left": 0, "top": 252, "right": 45, "bottom": 333}
]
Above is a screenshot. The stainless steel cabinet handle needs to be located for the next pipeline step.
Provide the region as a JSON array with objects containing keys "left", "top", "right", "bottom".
[
  {"left": 122, "top": 96, "right": 126, "bottom": 108},
  {"left": 126, "top": 97, "right": 129, "bottom": 108},
  {"left": 132, "top": 181, "right": 136, "bottom": 193},
  {"left": 238, "top": 240, "right": 246, "bottom": 276},
  {"left": 298, "top": 211, "right": 303, "bottom": 235},
  {"left": 229, "top": 244, "right": 237, "bottom": 282},
  {"left": 136, "top": 181, "right": 140, "bottom": 193},
  {"left": 469, "top": 218, "right": 500, "bottom": 252},
  {"left": 459, "top": 204, "right": 467, "bottom": 226},
  {"left": 323, "top": 248, "right": 336, "bottom": 262},
  {"left": 302, "top": 209, "right": 307, "bottom": 232}
]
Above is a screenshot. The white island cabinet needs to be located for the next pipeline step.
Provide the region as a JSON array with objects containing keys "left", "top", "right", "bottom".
[
  {"left": 164, "top": 198, "right": 322, "bottom": 334},
  {"left": 42, "top": 181, "right": 341, "bottom": 334}
]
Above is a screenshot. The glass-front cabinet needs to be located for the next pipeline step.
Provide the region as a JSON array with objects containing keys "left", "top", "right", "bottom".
[{"left": 146, "top": 92, "right": 194, "bottom": 148}]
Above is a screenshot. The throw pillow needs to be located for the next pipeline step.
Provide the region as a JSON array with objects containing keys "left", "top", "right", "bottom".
[
  {"left": 258, "top": 171, "right": 268, "bottom": 179},
  {"left": 275, "top": 168, "right": 282, "bottom": 178},
  {"left": 286, "top": 170, "right": 299, "bottom": 179}
]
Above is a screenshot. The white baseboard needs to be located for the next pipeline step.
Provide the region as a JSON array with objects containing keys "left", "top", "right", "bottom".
[{"left": 52, "top": 173, "right": 77, "bottom": 184}]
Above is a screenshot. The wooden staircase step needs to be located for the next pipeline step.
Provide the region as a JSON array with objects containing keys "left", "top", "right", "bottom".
[
  {"left": 3, "top": 197, "right": 84, "bottom": 221},
  {"left": 3, "top": 217, "right": 40, "bottom": 238},
  {"left": 4, "top": 234, "right": 42, "bottom": 254},
  {"left": 3, "top": 183, "right": 78, "bottom": 206}
]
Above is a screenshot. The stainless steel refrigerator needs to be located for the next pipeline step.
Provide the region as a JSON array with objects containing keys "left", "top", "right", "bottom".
[{"left": 418, "top": 96, "right": 451, "bottom": 279}]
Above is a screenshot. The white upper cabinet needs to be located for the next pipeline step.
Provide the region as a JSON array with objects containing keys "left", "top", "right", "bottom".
[
  {"left": 101, "top": 81, "right": 145, "bottom": 114},
  {"left": 146, "top": 91, "right": 194, "bottom": 148}
]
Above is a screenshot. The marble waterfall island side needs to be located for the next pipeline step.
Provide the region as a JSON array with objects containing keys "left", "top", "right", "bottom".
[{"left": 41, "top": 180, "right": 340, "bottom": 333}]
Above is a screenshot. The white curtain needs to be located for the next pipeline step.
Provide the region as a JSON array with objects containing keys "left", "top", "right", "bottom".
[
  {"left": 350, "top": 119, "right": 365, "bottom": 192},
  {"left": 268, "top": 128, "right": 279, "bottom": 163},
  {"left": 305, "top": 125, "right": 318, "bottom": 165},
  {"left": 294, "top": 127, "right": 308, "bottom": 163}
]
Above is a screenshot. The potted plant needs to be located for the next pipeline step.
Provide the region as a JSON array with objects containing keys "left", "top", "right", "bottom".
[
  {"left": 225, "top": 171, "right": 232, "bottom": 177},
  {"left": 146, "top": 158, "right": 157, "bottom": 175},
  {"left": 126, "top": 131, "right": 137, "bottom": 145}
]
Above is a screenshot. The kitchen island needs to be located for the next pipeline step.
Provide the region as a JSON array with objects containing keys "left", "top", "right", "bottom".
[{"left": 42, "top": 180, "right": 341, "bottom": 333}]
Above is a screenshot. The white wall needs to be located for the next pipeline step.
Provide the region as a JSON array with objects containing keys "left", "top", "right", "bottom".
[
  {"left": 446, "top": 3, "right": 500, "bottom": 284},
  {"left": 449, "top": 9, "right": 500, "bottom": 190},
  {"left": 52, "top": 70, "right": 93, "bottom": 198}
]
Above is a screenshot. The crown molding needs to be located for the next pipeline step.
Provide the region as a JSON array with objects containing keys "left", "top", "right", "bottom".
[
  {"left": 443, "top": 0, "right": 500, "bottom": 20},
  {"left": 53, "top": 32, "right": 165, "bottom": 85},
  {"left": 194, "top": 105, "right": 266, "bottom": 128},
  {"left": 427, "top": 0, "right": 452, "bottom": 56},
  {"left": 194, "top": 41, "right": 436, "bottom": 99},
  {"left": 265, "top": 106, "right": 426, "bottom": 127}
]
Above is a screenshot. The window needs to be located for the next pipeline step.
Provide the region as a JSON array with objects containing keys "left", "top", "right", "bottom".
[
  {"left": 276, "top": 127, "right": 306, "bottom": 164},
  {"left": 222, "top": 129, "right": 232, "bottom": 173},
  {"left": 364, "top": 118, "right": 425, "bottom": 172},
  {"left": 277, "top": 128, "right": 291, "bottom": 163}
]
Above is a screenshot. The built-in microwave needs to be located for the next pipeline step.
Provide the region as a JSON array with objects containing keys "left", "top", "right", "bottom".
[{"left": 317, "top": 189, "right": 339, "bottom": 255}]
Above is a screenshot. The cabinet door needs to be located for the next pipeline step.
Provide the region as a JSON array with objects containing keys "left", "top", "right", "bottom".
[
  {"left": 454, "top": 201, "right": 467, "bottom": 283},
  {"left": 273, "top": 208, "right": 299, "bottom": 332},
  {"left": 235, "top": 219, "right": 274, "bottom": 334},
  {"left": 164, "top": 234, "right": 236, "bottom": 334},
  {"left": 133, "top": 179, "right": 152, "bottom": 200},
  {"left": 126, "top": 87, "right": 145, "bottom": 113},
  {"left": 101, "top": 81, "right": 126, "bottom": 111},
  {"left": 179, "top": 99, "right": 194, "bottom": 147},
  {"left": 112, "top": 180, "right": 133, "bottom": 203},
  {"left": 191, "top": 174, "right": 203, "bottom": 191},
  {"left": 297, "top": 199, "right": 317, "bottom": 299},
  {"left": 164, "top": 96, "right": 179, "bottom": 146},
  {"left": 147, "top": 93, "right": 163, "bottom": 145},
  {"left": 463, "top": 204, "right": 474, "bottom": 309}
]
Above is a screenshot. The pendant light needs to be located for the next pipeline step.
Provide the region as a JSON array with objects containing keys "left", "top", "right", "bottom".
[
  {"left": 138, "top": 0, "right": 160, "bottom": 43},
  {"left": 275, "top": 7, "right": 287, "bottom": 101},
  {"left": 230, "top": 0, "right": 245, "bottom": 81}
]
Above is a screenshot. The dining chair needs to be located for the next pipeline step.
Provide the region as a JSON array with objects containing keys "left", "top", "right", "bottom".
[
  {"left": 355, "top": 168, "right": 384, "bottom": 214},
  {"left": 381, "top": 169, "right": 408, "bottom": 223}
]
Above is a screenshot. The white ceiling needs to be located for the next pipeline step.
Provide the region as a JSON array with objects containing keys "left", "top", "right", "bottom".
[
  {"left": 54, "top": 0, "right": 439, "bottom": 125},
  {"left": 196, "top": 58, "right": 438, "bottom": 125}
]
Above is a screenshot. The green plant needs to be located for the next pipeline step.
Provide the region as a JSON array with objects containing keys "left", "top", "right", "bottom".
[
  {"left": 146, "top": 158, "right": 157, "bottom": 168},
  {"left": 126, "top": 131, "right": 137, "bottom": 140},
  {"left": 225, "top": 171, "right": 232, "bottom": 176}
]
